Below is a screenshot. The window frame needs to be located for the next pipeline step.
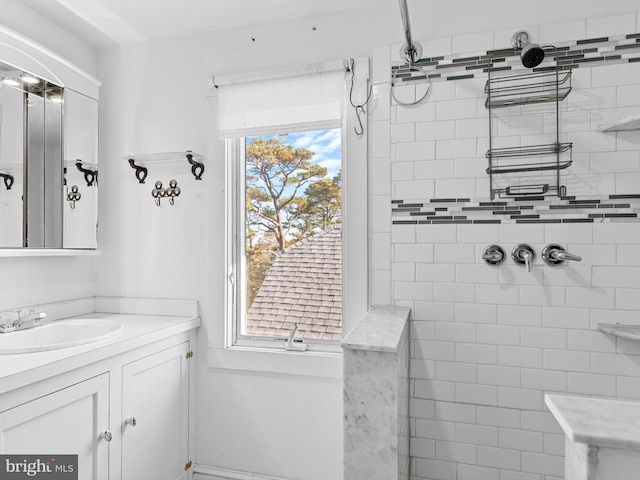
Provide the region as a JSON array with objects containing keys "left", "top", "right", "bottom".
[
  {"left": 218, "top": 57, "right": 370, "bottom": 357},
  {"left": 225, "top": 128, "right": 344, "bottom": 353}
]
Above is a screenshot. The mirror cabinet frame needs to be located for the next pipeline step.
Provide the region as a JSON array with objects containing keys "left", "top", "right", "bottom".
[{"left": 0, "top": 24, "right": 100, "bottom": 254}]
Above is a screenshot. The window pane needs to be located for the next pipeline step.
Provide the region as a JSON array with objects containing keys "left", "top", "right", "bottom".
[{"left": 242, "top": 129, "right": 342, "bottom": 341}]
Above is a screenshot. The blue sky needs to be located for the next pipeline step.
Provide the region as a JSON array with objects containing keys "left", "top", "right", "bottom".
[
  {"left": 248, "top": 128, "right": 341, "bottom": 179},
  {"left": 289, "top": 128, "right": 341, "bottom": 179}
]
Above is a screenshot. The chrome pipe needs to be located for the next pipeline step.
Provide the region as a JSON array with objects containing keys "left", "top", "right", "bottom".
[
  {"left": 399, "top": 0, "right": 413, "bottom": 55},
  {"left": 398, "top": 0, "right": 421, "bottom": 64}
]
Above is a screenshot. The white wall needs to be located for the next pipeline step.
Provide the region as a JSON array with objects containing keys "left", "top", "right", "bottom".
[
  {"left": 3, "top": 0, "right": 638, "bottom": 479},
  {"left": 94, "top": 3, "right": 640, "bottom": 479},
  {"left": 0, "top": 2, "right": 98, "bottom": 312},
  {"left": 95, "top": 6, "right": 396, "bottom": 479},
  {"left": 371, "top": 10, "right": 640, "bottom": 480},
  {"left": 0, "top": 0, "right": 97, "bottom": 75}
]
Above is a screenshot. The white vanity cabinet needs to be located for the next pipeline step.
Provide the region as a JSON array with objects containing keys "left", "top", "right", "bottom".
[
  {"left": 121, "top": 342, "right": 191, "bottom": 480},
  {"left": 0, "top": 322, "right": 197, "bottom": 480},
  {"left": 0, "top": 373, "right": 110, "bottom": 479}
]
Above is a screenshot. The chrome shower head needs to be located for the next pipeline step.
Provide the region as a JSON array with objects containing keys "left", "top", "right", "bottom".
[{"left": 511, "top": 31, "right": 545, "bottom": 68}]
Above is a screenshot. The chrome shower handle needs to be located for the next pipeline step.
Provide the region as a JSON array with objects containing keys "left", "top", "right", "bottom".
[
  {"left": 482, "top": 245, "right": 505, "bottom": 265},
  {"left": 553, "top": 251, "right": 582, "bottom": 262},
  {"left": 512, "top": 244, "right": 536, "bottom": 273},
  {"left": 542, "top": 244, "right": 582, "bottom": 265}
]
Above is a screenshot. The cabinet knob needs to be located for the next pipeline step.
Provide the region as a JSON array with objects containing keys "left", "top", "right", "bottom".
[
  {"left": 101, "top": 430, "right": 113, "bottom": 442},
  {"left": 125, "top": 416, "right": 137, "bottom": 427}
]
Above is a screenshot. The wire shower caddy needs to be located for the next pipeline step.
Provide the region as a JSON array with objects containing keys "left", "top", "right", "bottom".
[{"left": 485, "top": 48, "right": 573, "bottom": 199}]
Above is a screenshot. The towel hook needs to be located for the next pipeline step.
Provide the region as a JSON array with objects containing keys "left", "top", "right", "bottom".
[
  {"left": 67, "top": 185, "right": 81, "bottom": 209},
  {"left": 165, "top": 179, "right": 181, "bottom": 205},
  {"left": 151, "top": 179, "right": 180, "bottom": 206},
  {"left": 151, "top": 180, "right": 165, "bottom": 206},
  {"left": 349, "top": 59, "right": 372, "bottom": 137}
]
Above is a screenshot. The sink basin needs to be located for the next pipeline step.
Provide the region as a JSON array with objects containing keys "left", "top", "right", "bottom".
[{"left": 0, "top": 319, "right": 123, "bottom": 354}]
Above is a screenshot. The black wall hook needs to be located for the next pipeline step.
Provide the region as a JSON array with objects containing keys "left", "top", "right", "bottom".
[
  {"left": 128, "top": 158, "right": 148, "bottom": 184},
  {"left": 75, "top": 161, "right": 98, "bottom": 186},
  {"left": 186, "top": 152, "right": 204, "bottom": 180},
  {"left": 0, "top": 173, "right": 14, "bottom": 190}
]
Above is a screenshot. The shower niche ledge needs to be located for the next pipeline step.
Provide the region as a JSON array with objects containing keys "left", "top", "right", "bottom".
[
  {"left": 126, "top": 150, "right": 205, "bottom": 183},
  {"left": 598, "top": 323, "right": 640, "bottom": 341},
  {"left": 597, "top": 113, "right": 640, "bottom": 132}
]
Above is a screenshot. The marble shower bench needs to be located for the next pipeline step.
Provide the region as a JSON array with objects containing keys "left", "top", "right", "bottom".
[
  {"left": 341, "top": 305, "right": 411, "bottom": 480},
  {"left": 546, "top": 394, "right": 640, "bottom": 480}
]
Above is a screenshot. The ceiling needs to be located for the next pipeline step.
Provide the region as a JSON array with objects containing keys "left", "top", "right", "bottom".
[{"left": 17, "top": 0, "right": 388, "bottom": 49}]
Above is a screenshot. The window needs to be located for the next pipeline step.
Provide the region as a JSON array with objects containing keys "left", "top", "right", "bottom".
[
  {"left": 216, "top": 59, "right": 369, "bottom": 354},
  {"left": 228, "top": 128, "right": 342, "bottom": 349}
]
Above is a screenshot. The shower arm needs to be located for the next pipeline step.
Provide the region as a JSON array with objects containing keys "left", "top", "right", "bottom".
[{"left": 398, "top": 0, "right": 421, "bottom": 65}]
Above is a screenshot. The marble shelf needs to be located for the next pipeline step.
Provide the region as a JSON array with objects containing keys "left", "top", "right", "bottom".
[
  {"left": 598, "top": 323, "right": 640, "bottom": 341},
  {"left": 597, "top": 113, "right": 640, "bottom": 132},
  {"left": 546, "top": 394, "right": 640, "bottom": 451}
]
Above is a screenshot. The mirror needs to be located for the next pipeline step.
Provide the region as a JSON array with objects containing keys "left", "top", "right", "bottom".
[
  {"left": 63, "top": 90, "right": 98, "bottom": 249},
  {"left": 0, "top": 59, "right": 98, "bottom": 249}
]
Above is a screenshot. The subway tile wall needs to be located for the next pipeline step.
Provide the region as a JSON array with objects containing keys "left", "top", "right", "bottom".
[{"left": 370, "top": 12, "right": 640, "bottom": 480}]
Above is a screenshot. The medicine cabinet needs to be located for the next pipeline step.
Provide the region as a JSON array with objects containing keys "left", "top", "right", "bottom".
[{"left": 0, "top": 26, "right": 100, "bottom": 251}]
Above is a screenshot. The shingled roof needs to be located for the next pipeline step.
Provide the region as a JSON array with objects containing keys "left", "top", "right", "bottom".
[{"left": 245, "top": 225, "right": 342, "bottom": 341}]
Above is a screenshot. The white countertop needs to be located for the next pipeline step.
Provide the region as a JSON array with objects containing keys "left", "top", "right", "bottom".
[
  {"left": 0, "top": 297, "right": 200, "bottom": 395},
  {"left": 341, "top": 305, "right": 410, "bottom": 353},
  {"left": 546, "top": 394, "right": 640, "bottom": 451}
]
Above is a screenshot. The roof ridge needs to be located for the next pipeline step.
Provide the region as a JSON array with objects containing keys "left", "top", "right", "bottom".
[{"left": 282, "top": 224, "right": 342, "bottom": 255}]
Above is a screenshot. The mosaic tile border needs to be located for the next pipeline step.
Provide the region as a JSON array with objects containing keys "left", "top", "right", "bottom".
[
  {"left": 392, "top": 33, "right": 640, "bottom": 83},
  {"left": 391, "top": 195, "right": 640, "bottom": 225}
]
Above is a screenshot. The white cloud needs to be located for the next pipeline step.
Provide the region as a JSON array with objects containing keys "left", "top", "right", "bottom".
[{"left": 289, "top": 128, "right": 341, "bottom": 167}]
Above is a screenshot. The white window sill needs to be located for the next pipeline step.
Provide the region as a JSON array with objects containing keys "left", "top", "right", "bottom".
[{"left": 207, "top": 345, "right": 342, "bottom": 379}]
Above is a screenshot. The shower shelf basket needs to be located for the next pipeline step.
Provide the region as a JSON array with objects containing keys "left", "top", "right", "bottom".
[
  {"left": 485, "top": 51, "right": 573, "bottom": 200},
  {"left": 484, "top": 70, "right": 572, "bottom": 109},
  {"left": 485, "top": 143, "right": 573, "bottom": 174}
]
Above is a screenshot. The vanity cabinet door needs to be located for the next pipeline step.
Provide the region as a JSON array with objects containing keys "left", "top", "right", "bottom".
[
  {"left": 0, "top": 373, "right": 110, "bottom": 480},
  {"left": 121, "top": 342, "right": 191, "bottom": 480}
]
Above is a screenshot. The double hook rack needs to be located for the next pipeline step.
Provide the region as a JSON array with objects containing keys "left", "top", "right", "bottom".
[
  {"left": 126, "top": 151, "right": 203, "bottom": 208},
  {"left": 151, "top": 179, "right": 181, "bottom": 206},
  {"left": 67, "top": 185, "right": 81, "bottom": 209}
]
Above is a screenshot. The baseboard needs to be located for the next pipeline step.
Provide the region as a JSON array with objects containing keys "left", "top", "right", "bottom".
[{"left": 193, "top": 464, "right": 290, "bottom": 480}]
